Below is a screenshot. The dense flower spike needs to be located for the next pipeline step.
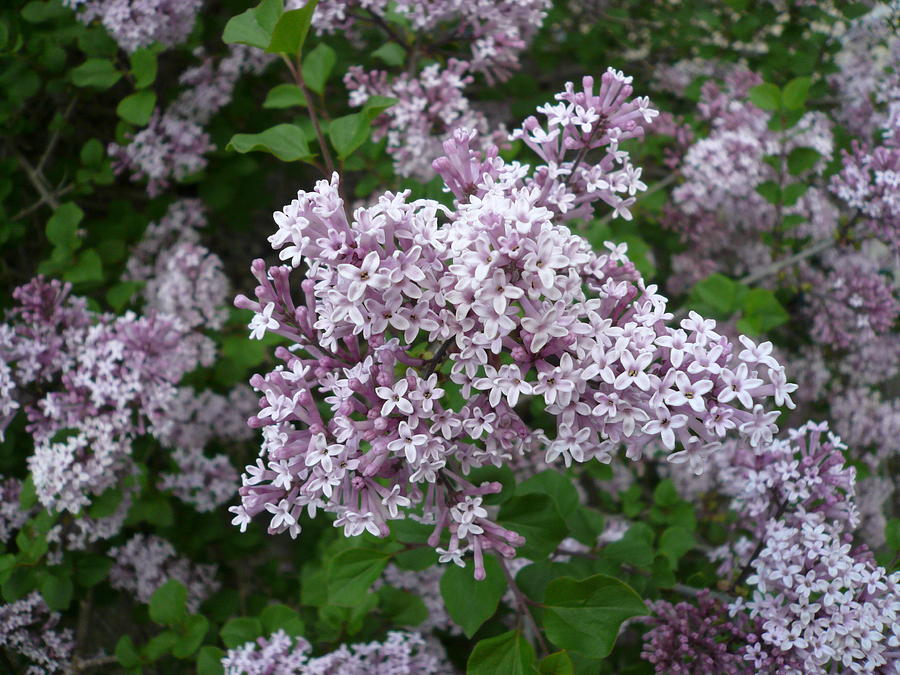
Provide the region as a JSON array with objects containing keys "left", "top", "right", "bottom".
[
  {"left": 221, "top": 629, "right": 453, "bottom": 674},
  {"left": 233, "top": 72, "right": 793, "bottom": 577}
]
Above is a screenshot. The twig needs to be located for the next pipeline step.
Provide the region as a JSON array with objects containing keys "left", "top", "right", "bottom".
[
  {"left": 738, "top": 237, "right": 832, "bottom": 285},
  {"left": 13, "top": 184, "right": 74, "bottom": 220},
  {"left": 496, "top": 556, "right": 550, "bottom": 657},
  {"left": 11, "top": 145, "right": 60, "bottom": 211},
  {"left": 423, "top": 338, "right": 454, "bottom": 377},
  {"left": 65, "top": 654, "right": 118, "bottom": 674},
  {"left": 282, "top": 55, "right": 337, "bottom": 179},
  {"left": 37, "top": 98, "right": 77, "bottom": 173},
  {"left": 363, "top": 8, "right": 408, "bottom": 48}
]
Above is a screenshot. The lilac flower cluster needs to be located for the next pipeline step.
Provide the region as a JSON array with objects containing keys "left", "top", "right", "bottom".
[
  {"left": 109, "top": 534, "right": 220, "bottom": 612},
  {"left": 221, "top": 629, "right": 452, "bottom": 675},
  {"left": 662, "top": 68, "right": 836, "bottom": 291},
  {"left": 310, "top": 0, "right": 549, "bottom": 81},
  {"left": 641, "top": 590, "right": 794, "bottom": 675},
  {"left": 125, "top": 200, "right": 230, "bottom": 330},
  {"left": 345, "top": 59, "right": 507, "bottom": 180},
  {"left": 158, "top": 447, "right": 239, "bottom": 513},
  {"left": 109, "top": 46, "right": 274, "bottom": 196},
  {"left": 231, "top": 71, "right": 794, "bottom": 578},
  {"left": 63, "top": 0, "right": 202, "bottom": 53},
  {"left": 0, "top": 592, "right": 74, "bottom": 673}
]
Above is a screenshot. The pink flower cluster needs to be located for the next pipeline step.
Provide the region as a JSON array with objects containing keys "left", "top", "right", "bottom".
[
  {"left": 0, "top": 592, "right": 74, "bottom": 673},
  {"left": 231, "top": 71, "right": 794, "bottom": 578}
]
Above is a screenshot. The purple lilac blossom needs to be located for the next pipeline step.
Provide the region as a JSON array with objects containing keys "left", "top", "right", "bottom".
[
  {"left": 345, "top": 59, "right": 507, "bottom": 180},
  {"left": 63, "top": 0, "right": 203, "bottom": 53},
  {"left": 0, "top": 592, "right": 75, "bottom": 673},
  {"left": 232, "top": 70, "right": 794, "bottom": 578},
  {"left": 109, "top": 45, "right": 275, "bottom": 196},
  {"left": 221, "top": 629, "right": 453, "bottom": 675},
  {"left": 109, "top": 534, "right": 220, "bottom": 612},
  {"left": 308, "top": 0, "right": 549, "bottom": 81}
]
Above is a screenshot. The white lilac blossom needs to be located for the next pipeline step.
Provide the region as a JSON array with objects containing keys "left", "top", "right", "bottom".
[
  {"left": 345, "top": 59, "right": 507, "bottom": 180},
  {"left": 309, "top": 0, "right": 549, "bottom": 81},
  {"left": 108, "top": 534, "right": 220, "bottom": 612},
  {"left": 63, "top": 0, "right": 202, "bottom": 53},
  {"left": 0, "top": 592, "right": 75, "bottom": 673},
  {"left": 221, "top": 629, "right": 453, "bottom": 675},
  {"left": 233, "top": 70, "right": 794, "bottom": 578},
  {"left": 109, "top": 45, "right": 275, "bottom": 196}
]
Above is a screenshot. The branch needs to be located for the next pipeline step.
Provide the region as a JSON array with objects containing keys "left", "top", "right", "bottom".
[
  {"left": 282, "top": 54, "right": 336, "bottom": 179},
  {"left": 497, "top": 556, "right": 549, "bottom": 657},
  {"left": 738, "top": 237, "right": 832, "bottom": 285},
  {"left": 11, "top": 145, "right": 60, "bottom": 211},
  {"left": 423, "top": 338, "right": 454, "bottom": 377}
]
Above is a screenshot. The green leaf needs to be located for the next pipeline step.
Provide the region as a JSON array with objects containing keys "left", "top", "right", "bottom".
[
  {"left": 171, "top": 614, "right": 208, "bottom": 658},
  {"left": 87, "top": 486, "right": 122, "bottom": 519},
  {"left": 22, "top": 1, "right": 70, "bottom": 22},
  {"left": 71, "top": 58, "right": 121, "bottom": 89},
  {"left": 220, "top": 617, "right": 263, "bottom": 648},
  {"left": 19, "top": 476, "right": 37, "bottom": 510},
  {"left": 659, "top": 526, "right": 696, "bottom": 568},
  {"left": 467, "top": 630, "right": 536, "bottom": 675},
  {"left": 372, "top": 42, "right": 406, "bottom": 67},
  {"left": 40, "top": 572, "right": 73, "bottom": 611},
  {"left": 755, "top": 180, "right": 781, "bottom": 205},
  {"left": 227, "top": 124, "right": 313, "bottom": 162},
  {"left": 46, "top": 202, "right": 83, "bottom": 251},
  {"left": 439, "top": 556, "right": 504, "bottom": 637},
  {"left": 327, "top": 548, "right": 390, "bottom": 606},
  {"left": 142, "top": 629, "right": 178, "bottom": 661},
  {"left": 129, "top": 48, "right": 157, "bottom": 89},
  {"left": 197, "top": 646, "right": 225, "bottom": 675},
  {"left": 115, "top": 635, "right": 141, "bottom": 669},
  {"left": 787, "top": 147, "right": 821, "bottom": 175},
  {"left": 263, "top": 83, "right": 307, "bottom": 109},
  {"left": 886, "top": 518, "right": 900, "bottom": 551},
  {"left": 739, "top": 288, "right": 790, "bottom": 335},
  {"left": 543, "top": 574, "right": 646, "bottom": 659},
  {"left": 377, "top": 586, "right": 428, "bottom": 627},
  {"left": 499, "top": 494, "right": 568, "bottom": 560},
  {"left": 782, "top": 181, "right": 808, "bottom": 206},
  {"left": 74, "top": 553, "right": 112, "bottom": 587},
  {"left": 80, "top": 139, "right": 104, "bottom": 167},
  {"left": 653, "top": 479, "right": 679, "bottom": 507},
  {"left": 222, "top": 0, "right": 284, "bottom": 49},
  {"left": 517, "top": 470, "right": 579, "bottom": 517},
  {"left": 565, "top": 505, "right": 604, "bottom": 547},
  {"left": 690, "top": 273, "right": 745, "bottom": 316},
  {"left": 539, "top": 650, "right": 574, "bottom": 675},
  {"left": 259, "top": 604, "right": 305, "bottom": 637},
  {"left": 748, "top": 83, "right": 780, "bottom": 111},
  {"left": 328, "top": 113, "right": 370, "bottom": 160},
  {"left": 267, "top": 0, "right": 319, "bottom": 54},
  {"left": 116, "top": 90, "right": 156, "bottom": 126},
  {"left": 149, "top": 579, "right": 187, "bottom": 626},
  {"left": 361, "top": 95, "right": 398, "bottom": 120},
  {"left": 63, "top": 249, "right": 104, "bottom": 285},
  {"left": 602, "top": 524, "right": 655, "bottom": 569},
  {"left": 106, "top": 281, "right": 143, "bottom": 311},
  {"left": 301, "top": 42, "right": 336, "bottom": 94},
  {"left": 782, "top": 77, "right": 811, "bottom": 110}
]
